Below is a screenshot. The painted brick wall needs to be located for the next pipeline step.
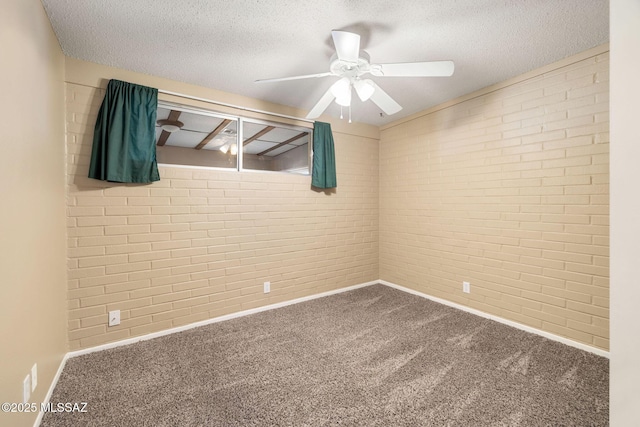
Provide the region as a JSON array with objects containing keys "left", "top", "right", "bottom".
[
  {"left": 380, "top": 48, "right": 609, "bottom": 350},
  {"left": 66, "top": 82, "right": 379, "bottom": 350}
]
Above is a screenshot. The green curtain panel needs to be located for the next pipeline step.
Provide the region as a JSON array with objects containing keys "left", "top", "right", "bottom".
[
  {"left": 88, "top": 79, "right": 160, "bottom": 183},
  {"left": 311, "top": 121, "right": 337, "bottom": 189}
]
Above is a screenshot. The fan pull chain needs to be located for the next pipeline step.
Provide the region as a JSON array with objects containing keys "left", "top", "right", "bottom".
[
  {"left": 349, "top": 105, "right": 352, "bottom": 123},
  {"left": 340, "top": 106, "right": 343, "bottom": 120}
]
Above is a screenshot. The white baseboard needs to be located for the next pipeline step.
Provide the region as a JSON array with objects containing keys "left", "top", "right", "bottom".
[
  {"left": 67, "top": 278, "right": 610, "bottom": 360},
  {"left": 36, "top": 281, "right": 376, "bottom": 426},
  {"left": 379, "top": 280, "right": 610, "bottom": 359},
  {"left": 33, "top": 352, "right": 70, "bottom": 427},
  {"left": 67, "top": 280, "right": 378, "bottom": 359},
  {"left": 38, "top": 277, "right": 607, "bottom": 426}
]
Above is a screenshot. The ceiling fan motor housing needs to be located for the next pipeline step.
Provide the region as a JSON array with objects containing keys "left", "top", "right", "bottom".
[{"left": 329, "top": 51, "right": 373, "bottom": 81}]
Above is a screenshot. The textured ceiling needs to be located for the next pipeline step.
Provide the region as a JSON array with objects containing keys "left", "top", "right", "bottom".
[{"left": 41, "top": 0, "right": 609, "bottom": 126}]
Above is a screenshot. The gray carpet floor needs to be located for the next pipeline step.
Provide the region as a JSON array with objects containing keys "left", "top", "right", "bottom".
[{"left": 42, "top": 284, "right": 609, "bottom": 426}]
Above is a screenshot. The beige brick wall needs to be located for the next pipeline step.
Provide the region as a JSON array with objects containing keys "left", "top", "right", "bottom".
[
  {"left": 65, "top": 46, "right": 609, "bottom": 352},
  {"left": 65, "top": 67, "right": 379, "bottom": 350},
  {"left": 380, "top": 46, "right": 610, "bottom": 350}
]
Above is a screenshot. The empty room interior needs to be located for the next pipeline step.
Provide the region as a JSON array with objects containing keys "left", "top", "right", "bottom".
[{"left": 2, "top": 0, "right": 639, "bottom": 426}]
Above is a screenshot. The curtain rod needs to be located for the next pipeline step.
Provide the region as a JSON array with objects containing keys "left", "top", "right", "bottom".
[{"left": 158, "top": 89, "right": 315, "bottom": 124}]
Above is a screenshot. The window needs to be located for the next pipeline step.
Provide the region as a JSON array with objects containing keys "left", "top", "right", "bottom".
[
  {"left": 155, "top": 102, "right": 311, "bottom": 175},
  {"left": 155, "top": 104, "right": 238, "bottom": 170},
  {"left": 241, "top": 119, "right": 310, "bottom": 174}
]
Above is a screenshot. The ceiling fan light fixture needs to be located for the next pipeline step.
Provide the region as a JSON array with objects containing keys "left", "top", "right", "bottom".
[
  {"left": 219, "top": 144, "right": 229, "bottom": 154},
  {"left": 331, "top": 77, "right": 352, "bottom": 106},
  {"left": 354, "top": 79, "right": 375, "bottom": 101},
  {"left": 157, "top": 119, "right": 184, "bottom": 133},
  {"left": 230, "top": 143, "right": 238, "bottom": 156},
  {"left": 335, "top": 90, "right": 351, "bottom": 107},
  {"left": 256, "top": 30, "right": 455, "bottom": 121},
  {"left": 330, "top": 77, "right": 350, "bottom": 98}
]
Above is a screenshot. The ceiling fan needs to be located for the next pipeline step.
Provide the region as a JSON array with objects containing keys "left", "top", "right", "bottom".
[{"left": 255, "top": 30, "right": 455, "bottom": 121}]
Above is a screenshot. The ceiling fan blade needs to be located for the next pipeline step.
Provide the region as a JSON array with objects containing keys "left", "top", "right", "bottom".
[
  {"left": 255, "top": 72, "right": 333, "bottom": 84},
  {"left": 368, "top": 81, "right": 403, "bottom": 115},
  {"left": 306, "top": 87, "right": 336, "bottom": 119},
  {"left": 373, "top": 60, "right": 455, "bottom": 77},
  {"left": 331, "top": 30, "right": 360, "bottom": 63}
]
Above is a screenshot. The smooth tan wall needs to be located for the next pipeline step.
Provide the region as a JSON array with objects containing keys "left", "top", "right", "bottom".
[
  {"left": 380, "top": 46, "right": 610, "bottom": 350},
  {"left": 0, "top": 0, "right": 67, "bottom": 426},
  {"left": 611, "top": 0, "right": 640, "bottom": 423},
  {"left": 64, "top": 59, "right": 379, "bottom": 350}
]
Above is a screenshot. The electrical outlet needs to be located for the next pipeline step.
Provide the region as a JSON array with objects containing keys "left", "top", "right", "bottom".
[
  {"left": 264, "top": 281, "right": 270, "bottom": 294},
  {"left": 23, "top": 375, "right": 30, "bottom": 403},
  {"left": 31, "top": 364, "right": 37, "bottom": 392},
  {"left": 463, "top": 281, "right": 471, "bottom": 294},
  {"left": 108, "top": 310, "right": 120, "bottom": 326}
]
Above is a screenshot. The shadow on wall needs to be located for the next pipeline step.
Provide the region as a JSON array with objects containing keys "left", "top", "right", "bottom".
[{"left": 311, "top": 186, "right": 337, "bottom": 195}]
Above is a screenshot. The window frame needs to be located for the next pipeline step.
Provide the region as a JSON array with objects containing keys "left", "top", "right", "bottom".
[{"left": 156, "top": 101, "right": 313, "bottom": 175}]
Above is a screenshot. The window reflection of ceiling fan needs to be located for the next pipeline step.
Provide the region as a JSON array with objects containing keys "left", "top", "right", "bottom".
[{"left": 255, "top": 30, "right": 455, "bottom": 121}]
